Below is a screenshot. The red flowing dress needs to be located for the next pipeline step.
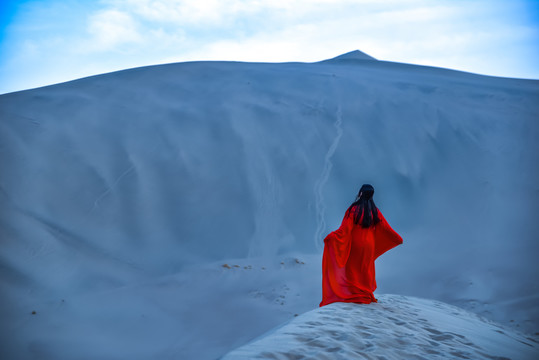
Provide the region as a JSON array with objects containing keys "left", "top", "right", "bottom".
[{"left": 320, "top": 208, "right": 403, "bottom": 307}]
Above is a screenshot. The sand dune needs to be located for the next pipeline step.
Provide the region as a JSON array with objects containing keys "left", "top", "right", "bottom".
[
  {"left": 1, "top": 51, "right": 538, "bottom": 358},
  {"left": 222, "top": 295, "right": 539, "bottom": 360}
]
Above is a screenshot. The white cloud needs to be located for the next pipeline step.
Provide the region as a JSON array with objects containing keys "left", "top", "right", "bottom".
[
  {"left": 84, "top": 9, "right": 142, "bottom": 51},
  {"left": 101, "top": 0, "right": 257, "bottom": 24}
]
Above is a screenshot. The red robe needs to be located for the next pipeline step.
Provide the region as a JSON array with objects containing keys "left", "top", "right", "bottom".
[{"left": 320, "top": 209, "right": 403, "bottom": 307}]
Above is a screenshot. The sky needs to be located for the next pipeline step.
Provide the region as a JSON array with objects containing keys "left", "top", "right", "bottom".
[{"left": 0, "top": 0, "right": 538, "bottom": 94}]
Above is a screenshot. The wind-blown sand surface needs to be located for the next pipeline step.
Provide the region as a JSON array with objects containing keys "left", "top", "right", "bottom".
[{"left": 222, "top": 295, "right": 539, "bottom": 360}]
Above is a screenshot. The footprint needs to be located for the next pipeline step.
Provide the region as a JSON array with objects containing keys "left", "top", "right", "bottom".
[
  {"left": 475, "top": 351, "right": 511, "bottom": 360},
  {"left": 423, "top": 348, "right": 441, "bottom": 355},
  {"left": 354, "top": 324, "right": 370, "bottom": 331},
  {"left": 449, "top": 350, "right": 472, "bottom": 359},
  {"left": 430, "top": 333, "right": 455, "bottom": 342},
  {"left": 424, "top": 327, "right": 443, "bottom": 335},
  {"left": 259, "top": 351, "right": 280, "bottom": 360}
]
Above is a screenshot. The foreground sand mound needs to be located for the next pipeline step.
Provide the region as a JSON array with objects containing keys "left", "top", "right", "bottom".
[{"left": 222, "top": 294, "right": 539, "bottom": 360}]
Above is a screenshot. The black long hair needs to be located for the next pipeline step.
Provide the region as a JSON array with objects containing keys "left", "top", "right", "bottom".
[{"left": 345, "top": 184, "right": 380, "bottom": 228}]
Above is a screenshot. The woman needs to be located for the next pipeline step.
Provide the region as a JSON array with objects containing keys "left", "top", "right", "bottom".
[{"left": 320, "top": 184, "right": 403, "bottom": 306}]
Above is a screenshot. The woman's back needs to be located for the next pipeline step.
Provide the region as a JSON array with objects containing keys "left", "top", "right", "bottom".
[
  {"left": 320, "top": 185, "right": 403, "bottom": 307},
  {"left": 346, "top": 220, "right": 377, "bottom": 293}
]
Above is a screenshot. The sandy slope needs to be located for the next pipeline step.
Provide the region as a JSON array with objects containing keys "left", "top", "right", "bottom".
[{"left": 222, "top": 295, "right": 539, "bottom": 360}]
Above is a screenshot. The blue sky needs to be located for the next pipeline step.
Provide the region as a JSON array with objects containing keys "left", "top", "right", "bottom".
[{"left": 1, "top": 0, "right": 538, "bottom": 94}]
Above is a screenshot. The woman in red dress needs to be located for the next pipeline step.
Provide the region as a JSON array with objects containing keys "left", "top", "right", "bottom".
[{"left": 320, "top": 184, "right": 403, "bottom": 307}]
